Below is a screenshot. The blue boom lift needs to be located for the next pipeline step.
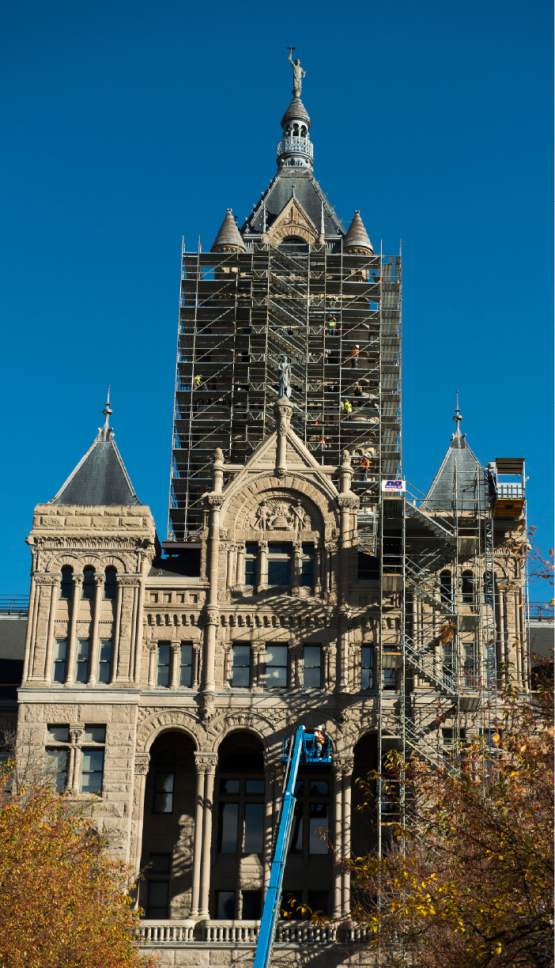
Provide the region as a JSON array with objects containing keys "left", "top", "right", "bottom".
[{"left": 252, "top": 725, "right": 333, "bottom": 968}]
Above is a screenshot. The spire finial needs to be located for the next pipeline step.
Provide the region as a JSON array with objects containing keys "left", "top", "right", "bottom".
[
  {"left": 100, "top": 387, "right": 113, "bottom": 441},
  {"left": 452, "top": 391, "right": 463, "bottom": 442},
  {"left": 288, "top": 47, "right": 306, "bottom": 98}
]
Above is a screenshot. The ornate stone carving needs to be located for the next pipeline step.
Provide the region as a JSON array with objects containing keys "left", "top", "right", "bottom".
[
  {"left": 194, "top": 752, "right": 218, "bottom": 772},
  {"left": 134, "top": 753, "right": 150, "bottom": 776},
  {"left": 252, "top": 499, "right": 310, "bottom": 532}
]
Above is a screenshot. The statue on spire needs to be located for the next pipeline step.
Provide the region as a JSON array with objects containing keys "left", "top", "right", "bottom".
[
  {"left": 288, "top": 48, "right": 306, "bottom": 98},
  {"left": 278, "top": 355, "right": 292, "bottom": 399}
]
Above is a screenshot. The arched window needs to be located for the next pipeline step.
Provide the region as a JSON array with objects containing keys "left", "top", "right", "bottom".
[
  {"left": 104, "top": 566, "right": 118, "bottom": 601},
  {"left": 300, "top": 125, "right": 307, "bottom": 137},
  {"left": 82, "top": 566, "right": 96, "bottom": 601},
  {"left": 461, "top": 570, "right": 474, "bottom": 605},
  {"left": 60, "top": 565, "right": 74, "bottom": 601},
  {"left": 439, "top": 570, "right": 452, "bottom": 606},
  {"left": 278, "top": 235, "right": 309, "bottom": 253},
  {"left": 293, "top": 123, "right": 299, "bottom": 136}
]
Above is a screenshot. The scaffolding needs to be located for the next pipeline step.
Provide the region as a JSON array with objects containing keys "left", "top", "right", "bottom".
[{"left": 168, "top": 241, "right": 401, "bottom": 541}]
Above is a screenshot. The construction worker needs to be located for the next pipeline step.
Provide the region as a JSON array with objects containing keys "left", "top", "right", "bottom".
[
  {"left": 193, "top": 374, "right": 203, "bottom": 388},
  {"left": 313, "top": 726, "right": 327, "bottom": 757},
  {"left": 350, "top": 345, "right": 360, "bottom": 368},
  {"left": 360, "top": 456, "right": 371, "bottom": 480},
  {"left": 327, "top": 316, "right": 337, "bottom": 335},
  {"left": 342, "top": 399, "right": 353, "bottom": 418}
]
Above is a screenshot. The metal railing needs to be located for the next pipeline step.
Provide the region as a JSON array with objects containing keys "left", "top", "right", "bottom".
[{"left": 0, "top": 596, "right": 28, "bottom": 615}]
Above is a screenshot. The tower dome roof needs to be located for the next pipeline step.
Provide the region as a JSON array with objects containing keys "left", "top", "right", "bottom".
[
  {"left": 344, "top": 211, "right": 374, "bottom": 254},
  {"left": 281, "top": 97, "right": 311, "bottom": 129}
]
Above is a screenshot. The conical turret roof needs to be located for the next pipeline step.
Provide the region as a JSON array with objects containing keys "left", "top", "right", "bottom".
[
  {"left": 211, "top": 209, "right": 246, "bottom": 253},
  {"left": 423, "top": 404, "right": 488, "bottom": 511},
  {"left": 51, "top": 398, "right": 139, "bottom": 507},
  {"left": 343, "top": 211, "right": 374, "bottom": 254},
  {"left": 281, "top": 97, "right": 311, "bottom": 128}
]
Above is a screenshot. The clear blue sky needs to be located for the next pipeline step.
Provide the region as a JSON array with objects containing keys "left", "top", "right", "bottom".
[{"left": 0, "top": 0, "right": 552, "bottom": 599}]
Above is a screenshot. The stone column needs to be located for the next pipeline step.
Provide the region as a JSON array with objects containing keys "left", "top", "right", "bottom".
[
  {"left": 314, "top": 541, "right": 322, "bottom": 595},
  {"left": 252, "top": 641, "right": 265, "bottom": 691},
  {"left": 43, "top": 578, "right": 60, "bottom": 681},
  {"left": 292, "top": 541, "right": 302, "bottom": 595},
  {"left": 236, "top": 545, "right": 245, "bottom": 586},
  {"left": 148, "top": 643, "right": 157, "bottom": 688},
  {"left": 65, "top": 576, "right": 82, "bottom": 685},
  {"left": 68, "top": 725, "right": 84, "bottom": 795},
  {"left": 192, "top": 644, "right": 201, "bottom": 690},
  {"left": 258, "top": 541, "right": 268, "bottom": 592},
  {"left": 130, "top": 753, "right": 150, "bottom": 877},
  {"left": 202, "top": 491, "right": 223, "bottom": 699},
  {"left": 171, "top": 642, "right": 181, "bottom": 689},
  {"left": 111, "top": 577, "right": 123, "bottom": 683},
  {"left": 22, "top": 574, "right": 39, "bottom": 682},
  {"left": 197, "top": 753, "right": 217, "bottom": 918},
  {"left": 341, "top": 757, "right": 354, "bottom": 916},
  {"left": 333, "top": 762, "right": 344, "bottom": 918},
  {"left": 88, "top": 576, "right": 104, "bottom": 685},
  {"left": 191, "top": 754, "right": 207, "bottom": 916}
]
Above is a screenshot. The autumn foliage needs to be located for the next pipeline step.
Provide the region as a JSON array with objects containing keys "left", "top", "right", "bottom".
[
  {"left": 0, "top": 768, "right": 150, "bottom": 968},
  {"left": 350, "top": 684, "right": 554, "bottom": 967}
]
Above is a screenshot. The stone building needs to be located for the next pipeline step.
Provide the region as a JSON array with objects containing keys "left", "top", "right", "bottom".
[{"left": 14, "top": 60, "right": 530, "bottom": 967}]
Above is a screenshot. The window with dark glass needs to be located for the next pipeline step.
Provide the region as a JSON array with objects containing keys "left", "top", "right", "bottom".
[
  {"left": 219, "top": 802, "right": 239, "bottom": 853},
  {"left": 76, "top": 638, "right": 91, "bottom": 684},
  {"left": 265, "top": 643, "right": 288, "bottom": 688},
  {"left": 179, "top": 642, "right": 193, "bottom": 687},
  {"left": 290, "top": 778, "right": 329, "bottom": 856},
  {"left": 383, "top": 668, "right": 397, "bottom": 690},
  {"left": 361, "top": 645, "right": 373, "bottom": 689},
  {"left": 242, "top": 890, "right": 262, "bottom": 919},
  {"left": 267, "top": 542, "right": 292, "bottom": 587},
  {"left": 244, "top": 542, "right": 257, "bottom": 586},
  {"left": 461, "top": 570, "right": 475, "bottom": 605},
  {"left": 464, "top": 642, "right": 476, "bottom": 687},
  {"left": 146, "top": 854, "right": 171, "bottom": 918},
  {"left": 358, "top": 553, "right": 379, "bottom": 580},
  {"left": 299, "top": 544, "right": 315, "bottom": 588},
  {"left": 153, "top": 771, "right": 175, "bottom": 814},
  {"left": 52, "top": 639, "right": 68, "bottom": 683},
  {"left": 97, "top": 639, "right": 113, "bottom": 684},
  {"left": 303, "top": 645, "right": 322, "bottom": 688},
  {"left": 217, "top": 776, "right": 265, "bottom": 855},
  {"left": 157, "top": 642, "right": 171, "bottom": 688},
  {"left": 215, "top": 891, "right": 235, "bottom": 919},
  {"left": 231, "top": 643, "right": 251, "bottom": 687},
  {"left": 45, "top": 726, "right": 70, "bottom": 793},
  {"left": 440, "top": 570, "right": 452, "bottom": 605},
  {"left": 79, "top": 726, "right": 106, "bottom": 795},
  {"left": 483, "top": 570, "right": 494, "bottom": 606},
  {"left": 104, "top": 566, "right": 117, "bottom": 601},
  {"left": 60, "top": 565, "right": 73, "bottom": 601},
  {"left": 82, "top": 566, "right": 96, "bottom": 601},
  {"left": 244, "top": 802, "right": 264, "bottom": 853}
]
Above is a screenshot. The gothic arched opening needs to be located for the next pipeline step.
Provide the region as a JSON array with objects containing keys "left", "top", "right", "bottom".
[
  {"left": 139, "top": 730, "right": 196, "bottom": 919},
  {"left": 282, "top": 754, "right": 333, "bottom": 918},
  {"left": 212, "top": 730, "right": 266, "bottom": 919}
]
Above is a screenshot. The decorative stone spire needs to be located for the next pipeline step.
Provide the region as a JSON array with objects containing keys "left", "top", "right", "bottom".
[
  {"left": 277, "top": 51, "right": 313, "bottom": 170},
  {"left": 211, "top": 209, "right": 246, "bottom": 253},
  {"left": 452, "top": 393, "right": 463, "bottom": 447},
  {"left": 99, "top": 387, "right": 113, "bottom": 441},
  {"left": 343, "top": 211, "right": 374, "bottom": 254}
]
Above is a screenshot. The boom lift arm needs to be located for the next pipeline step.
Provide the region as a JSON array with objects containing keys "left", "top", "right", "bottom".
[{"left": 253, "top": 725, "right": 332, "bottom": 968}]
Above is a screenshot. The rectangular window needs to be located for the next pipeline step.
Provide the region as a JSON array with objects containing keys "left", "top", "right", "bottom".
[
  {"left": 308, "top": 802, "right": 328, "bottom": 854},
  {"left": 361, "top": 645, "right": 373, "bottom": 689},
  {"left": 245, "top": 542, "right": 257, "bottom": 586},
  {"left": 179, "top": 642, "right": 193, "bottom": 687},
  {"left": 153, "top": 771, "right": 175, "bottom": 814},
  {"left": 97, "top": 639, "right": 113, "bottom": 684},
  {"left": 47, "top": 724, "right": 70, "bottom": 743},
  {"left": 383, "top": 668, "right": 397, "bottom": 690},
  {"left": 231, "top": 644, "right": 251, "bottom": 687},
  {"left": 146, "top": 854, "right": 171, "bottom": 919},
  {"left": 219, "top": 802, "right": 239, "bottom": 853},
  {"left": 303, "top": 645, "right": 322, "bottom": 688},
  {"left": 242, "top": 890, "right": 262, "bottom": 919},
  {"left": 299, "top": 544, "right": 315, "bottom": 588},
  {"left": 215, "top": 890, "right": 235, "bottom": 920},
  {"left": 76, "top": 639, "right": 91, "bottom": 684},
  {"left": 244, "top": 802, "right": 264, "bottom": 853},
  {"left": 53, "top": 639, "right": 68, "bottom": 684},
  {"left": 267, "top": 542, "right": 292, "bottom": 587},
  {"left": 80, "top": 748, "right": 105, "bottom": 795},
  {"left": 83, "top": 725, "right": 106, "bottom": 744},
  {"left": 265, "top": 644, "right": 288, "bottom": 688},
  {"left": 157, "top": 642, "right": 171, "bottom": 688},
  {"left": 46, "top": 748, "right": 69, "bottom": 793}
]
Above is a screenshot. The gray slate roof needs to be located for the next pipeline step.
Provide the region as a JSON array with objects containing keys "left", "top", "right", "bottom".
[
  {"left": 281, "top": 97, "right": 311, "bottom": 127},
  {"left": 242, "top": 168, "right": 344, "bottom": 237},
  {"left": 52, "top": 434, "right": 139, "bottom": 507},
  {"left": 424, "top": 432, "right": 488, "bottom": 511}
]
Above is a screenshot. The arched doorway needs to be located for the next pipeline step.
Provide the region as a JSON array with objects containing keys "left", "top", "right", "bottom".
[
  {"left": 212, "top": 731, "right": 266, "bottom": 920},
  {"left": 139, "top": 730, "right": 196, "bottom": 919},
  {"left": 282, "top": 753, "right": 333, "bottom": 918}
]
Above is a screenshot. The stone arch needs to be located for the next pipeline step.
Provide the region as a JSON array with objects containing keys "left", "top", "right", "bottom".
[
  {"left": 136, "top": 709, "right": 205, "bottom": 754},
  {"left": 222, "top": 473, "right": 338, "bottom": 539},
  {"left": 268, "top": 220, "right": 318, "bottom": 247},
  {"left": 45, "top": 552, "right": 131, "bottom": 575},
  {"left": 205, "top": 710, "right": 282, "bottom": 756}
]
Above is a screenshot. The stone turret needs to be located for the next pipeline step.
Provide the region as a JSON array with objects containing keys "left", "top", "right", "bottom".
[
  {"left": 343, "top": 211, "right": 374, "bottom": 254},
  {"left": 211, "top": 209, "right": 245, "bottom": 253}
]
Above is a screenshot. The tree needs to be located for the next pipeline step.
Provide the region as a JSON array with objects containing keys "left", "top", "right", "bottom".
[
  {"left": 350, "top": 684, "right": 554, "bottom": 967},
  {"left": 0, "top": 766, "right": 152, "bottom": 968}
]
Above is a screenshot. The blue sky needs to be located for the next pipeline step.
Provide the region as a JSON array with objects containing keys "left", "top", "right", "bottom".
[{"left": 0, "top": 0, "right": 552, "bottom": 599}]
